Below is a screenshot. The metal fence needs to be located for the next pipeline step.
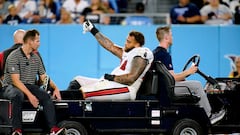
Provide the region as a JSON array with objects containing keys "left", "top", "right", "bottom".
[{"left": 96, "top": 13, "right": 170, "bottom": 25}]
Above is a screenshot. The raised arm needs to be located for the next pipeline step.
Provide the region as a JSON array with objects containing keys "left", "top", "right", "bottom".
[
  {"left": 83, "top": 20, "right": 123, "bottom": 58},
  {"left": 95, "top": 33, "right": 123, "bottom": 58}
]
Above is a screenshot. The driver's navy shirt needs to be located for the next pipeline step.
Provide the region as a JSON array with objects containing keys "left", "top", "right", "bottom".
[{"left": 152, "top": 46, "right": 173, "bottom": 70}]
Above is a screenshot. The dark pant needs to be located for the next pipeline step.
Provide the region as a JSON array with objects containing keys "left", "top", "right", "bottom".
[{"left": 2, "top": 84, "right": 57, "bottom": 131}]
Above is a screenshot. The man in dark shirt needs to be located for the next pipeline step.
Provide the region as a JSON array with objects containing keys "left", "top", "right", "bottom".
[
  {"left": 153, "top": 26, "right": 225, "bottom": 125},
  {"left": 170, "top": 0, "right": 202, "bottom": 24},
  {"left": 0, "top": 29, "right": 25, "bottom": 83},
  {"left": 3, "top": 4, "right": 22, "bottom": 25},
  {"left": 2, "top": 29, "right": 64, "bottom": 135}
]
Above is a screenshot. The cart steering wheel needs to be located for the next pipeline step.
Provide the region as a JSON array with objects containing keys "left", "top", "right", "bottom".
[
  {"left": 183, "top": 55, "right": 220, "bottom": 88},
  {"left": 182, "top": 54, "right": 200, "bottom": 72}
]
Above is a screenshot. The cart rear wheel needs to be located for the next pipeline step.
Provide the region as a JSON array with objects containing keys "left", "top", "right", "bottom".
[
  {"left": 58, "top": 121, "right": 88, "bottom": 135},
  {"left": 171, "top": 119, "right": 203, "bottom": 135}
]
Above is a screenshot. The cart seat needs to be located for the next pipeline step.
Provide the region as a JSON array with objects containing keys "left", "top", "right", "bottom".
[{"left": 137, "top": 61, "right": 200, "bottom": 105}]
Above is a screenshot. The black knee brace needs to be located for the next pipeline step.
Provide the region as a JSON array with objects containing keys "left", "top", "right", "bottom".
[{"left": 67, "top": 80, "right": 81, "bottom": 90}]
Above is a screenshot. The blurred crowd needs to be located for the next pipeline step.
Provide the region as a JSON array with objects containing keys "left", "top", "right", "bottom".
[
  {"left": 0, "top": 0, "right": 239, "bottom": 25},
  {"left": 171, "top": 0, "right": 240, "bottom": 25},
  {"left": 0, "top": 0, "right": 125, "bottom": 25}
]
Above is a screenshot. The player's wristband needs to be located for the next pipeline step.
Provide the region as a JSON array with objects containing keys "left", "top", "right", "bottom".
[
  {"left": 90, "top": 27, "right": 99, "bottom": 36},
  {"left": 104, "top": 74, "right": 115, "bottom": 81}
]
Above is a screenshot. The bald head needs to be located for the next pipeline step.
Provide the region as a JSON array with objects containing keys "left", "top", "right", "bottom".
[{"left": 13, "top": 29, "right": 26, "bottom": 44}]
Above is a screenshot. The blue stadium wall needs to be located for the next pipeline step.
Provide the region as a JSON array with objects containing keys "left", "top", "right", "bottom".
[{"left": 0, "top": 24, "right": 239, "bottom": 90}]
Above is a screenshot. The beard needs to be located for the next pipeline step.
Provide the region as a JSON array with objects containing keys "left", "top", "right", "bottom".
[{"left": 124, "top": 46, "right": 135, "bottom": 52}]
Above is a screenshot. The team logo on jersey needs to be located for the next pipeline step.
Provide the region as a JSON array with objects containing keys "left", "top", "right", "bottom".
[
  {"left": 144, "top": 52, "right": 147, "bottom": 58},
  {"left": 11, "top": 67, "right": 15, "bottom": 71}
]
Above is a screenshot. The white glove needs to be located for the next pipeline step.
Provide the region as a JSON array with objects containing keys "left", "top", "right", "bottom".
[{"left": 82, "top": 20, "right": 94, "bottom": 34}]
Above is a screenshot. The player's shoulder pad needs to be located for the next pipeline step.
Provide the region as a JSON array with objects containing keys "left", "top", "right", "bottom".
[{"left": 133, "top": 47, "right": 153, "bottom": 59}]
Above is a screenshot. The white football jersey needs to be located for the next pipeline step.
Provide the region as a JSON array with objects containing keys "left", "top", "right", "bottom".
[
  {"left": 79, "top": 46, "right": 153, "bottom": 100},
  {"left": 111, "top": 46, "right": 153, "bottom": 86}
]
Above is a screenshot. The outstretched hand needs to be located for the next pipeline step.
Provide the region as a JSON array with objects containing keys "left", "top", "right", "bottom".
[
  {"left": 82, "top": 20, "right": 94, "bottom": 34},
  {"left": 82, "top": 20, "right": 99, "bottom": 35}
]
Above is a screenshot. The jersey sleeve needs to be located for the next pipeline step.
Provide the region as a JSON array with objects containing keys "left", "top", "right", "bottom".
[
  {"left": 6, "top": 53, "right": 20, "bottom": 74},
  {"left": 34, "top": 54, "right": 46, "bottom": 75},
  {"left": 134, "top": 48, "right": 153, "bottom": 63}
]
